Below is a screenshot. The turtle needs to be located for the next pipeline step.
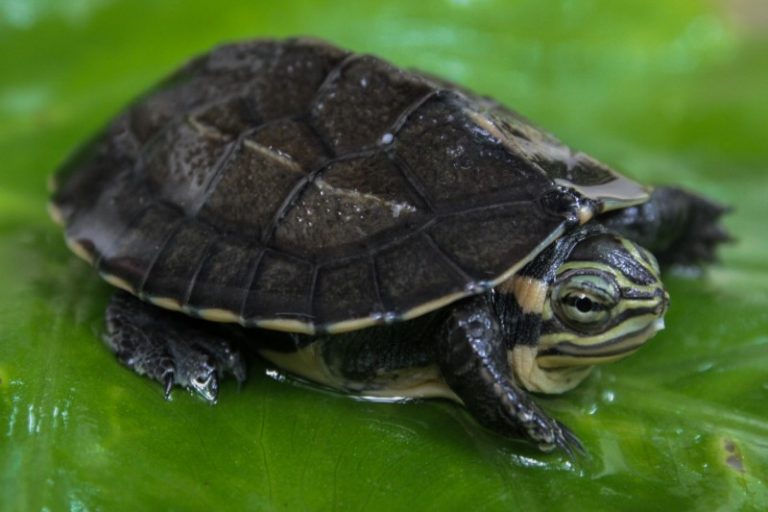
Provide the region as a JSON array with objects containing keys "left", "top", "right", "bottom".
[{"left": 48, "top": 37, "right": 729, "bottom": 455}]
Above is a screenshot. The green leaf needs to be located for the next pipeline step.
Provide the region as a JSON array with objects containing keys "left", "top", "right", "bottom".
[{"left": 2, "top": 1, "right": 767, "bottom": 510}]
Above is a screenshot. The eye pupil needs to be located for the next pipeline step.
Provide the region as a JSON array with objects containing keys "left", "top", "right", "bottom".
[{"left": 575, "top": 296, "right": 593, "bottom": 313}]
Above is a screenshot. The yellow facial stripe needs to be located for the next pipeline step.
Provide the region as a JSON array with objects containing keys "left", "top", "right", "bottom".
[
  {"left": 539, "top": 312, "right": 659, "bottom": 348},
  {"left": 498, "top": 275, "right": 548, "bottom": 314},
  {"left": 537, "top": 318, "right": 662, "bottom": 368}
]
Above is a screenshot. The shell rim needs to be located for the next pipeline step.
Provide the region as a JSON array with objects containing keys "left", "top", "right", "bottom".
[{"left": 48, "top": 180, "right": 649, "bottom": 336}]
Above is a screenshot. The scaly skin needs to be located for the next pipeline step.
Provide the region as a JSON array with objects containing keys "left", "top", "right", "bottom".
[{"left": 437, "top": 295, "right": 584, "bottom": 456}]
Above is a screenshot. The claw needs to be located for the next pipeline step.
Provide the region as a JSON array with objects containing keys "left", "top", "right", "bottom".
[
  {"left": 189, "top": 370, "right": 219, "bottom": 403},
  {"left": 529, "top": 414, "right": 586, "bottom": 459},
  {"left": 105, "top": 291, "right": 248, "bottom": 404},
  {"left": 163, "top": 370, "right": 175, "bottom": 399},
  {"left": 552, "top": 420, "right": 586, "bottom": 461}
]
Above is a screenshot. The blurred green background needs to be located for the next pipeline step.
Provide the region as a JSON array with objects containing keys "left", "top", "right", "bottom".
[{"left": 1, "top": 0, "right": 767, "bottom": 510}]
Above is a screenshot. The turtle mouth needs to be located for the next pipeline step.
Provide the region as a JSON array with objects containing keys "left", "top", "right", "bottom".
[{"left": 535, "top": 313, "right": 666, "bottom": 369}]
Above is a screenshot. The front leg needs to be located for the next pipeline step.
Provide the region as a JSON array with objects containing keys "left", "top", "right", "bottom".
[
  {"left": 600, "top": 186, "right": 731, "bottom": 268},
  {"left": 436, "top": 296, "right": 583, "bottom": 456}
]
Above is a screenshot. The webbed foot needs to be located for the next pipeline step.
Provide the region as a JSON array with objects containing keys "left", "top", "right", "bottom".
[
  {"left": 601, "top": 186, "right": 731, "bottom": 270},
  {"left": 492, "top": 375, "right": 586, "bottom": 458},
  {"left": 104, "top": 291, "right": 246, "bottom": 402},
  {"left": 651, "top": 187, "right": 732, "bottom": 268}
]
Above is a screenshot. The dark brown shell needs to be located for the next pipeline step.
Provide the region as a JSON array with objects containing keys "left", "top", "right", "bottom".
[{"left": 50, "top": 38, "right": 647, "bottom": 334}]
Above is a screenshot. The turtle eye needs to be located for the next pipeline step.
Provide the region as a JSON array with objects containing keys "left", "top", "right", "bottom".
[
  {"left": 560, "top": 293, "right": 609, "bottom": 326},
  {"left": 553, "top": 270, "right": 619, "bottom": 331},
  {"left": 575, "top": 296, "right": 595, "bottom": 313}
]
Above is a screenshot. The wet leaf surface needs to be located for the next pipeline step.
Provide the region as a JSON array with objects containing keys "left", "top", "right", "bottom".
[{"left": 1, "top": 1, "right": 767, "bottom": 510}]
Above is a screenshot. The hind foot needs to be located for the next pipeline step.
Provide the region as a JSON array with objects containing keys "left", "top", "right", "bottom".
[{"left": 104, "top": 291, "right": 246, "bottom": 402}]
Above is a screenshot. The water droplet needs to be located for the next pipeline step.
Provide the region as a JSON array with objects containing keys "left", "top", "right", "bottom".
[
  {"left": 380, "top": 133, "right": 393, "bottom": 145},
  {"left": 390, "top": 202, "right": 416, "bottom": 218}
]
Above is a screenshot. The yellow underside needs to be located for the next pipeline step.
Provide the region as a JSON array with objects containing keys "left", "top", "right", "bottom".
[{"left": 259, "top": 345, "right": 460, "bottom": 401}]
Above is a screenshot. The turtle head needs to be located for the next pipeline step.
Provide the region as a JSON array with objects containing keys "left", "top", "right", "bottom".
[{"left": 536, "top": 233, "right": 668, "bottom": 372}]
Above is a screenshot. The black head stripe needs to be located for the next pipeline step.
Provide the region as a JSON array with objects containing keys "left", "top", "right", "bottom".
[
  {"left": 518, "top": 224, "right": 607, "bottom": 282},
  {"left": 499, "top": 296, "right": 542, "bottom": 348},
  {"left": 620, "top": 287, "right": 664, "bottom": 300},
  {"left": 567, "top": 234, "right": 657, "bottom": 285},
  {"left": 511, "top": 312, "right": 542, "bottom": 347},
  {"left": 538, "top": 324, "right": 651, "bottom": 358},
  {"left": 598, "top": 247, "right": 657, "bottom": 285}
]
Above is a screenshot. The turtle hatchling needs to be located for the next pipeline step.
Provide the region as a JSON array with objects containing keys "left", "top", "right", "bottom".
[{"left": 49, "top": 38, "right": 729, "bottom": 455}]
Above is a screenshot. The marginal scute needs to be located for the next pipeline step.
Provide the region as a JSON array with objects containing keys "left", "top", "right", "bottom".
[
  {"left": 101, "top": 273, "right": 135, "bottom": 294},
  {"left": 555, "top": 178, "right": 650, "bottom": 212},
  {"left": 195, "top": 307, "right": 241, "bottom": 323},
  {"left": 65, "top": 236, "right": 95, "bottom": 264},
  {"left": 255, "top": 318, "right": 316, "bottom": 335},
  {"left": 375, "top": 236, "right": 465, "bottom": 313},
  {"left": 148, "top": 296, "right": 184, "bottom": 312},
  {"left": 142, "top": 222, "right": 214, "bottom": 300},
  {"left": 398, "top": 291, "right": 468, "bottom": 322},
  {"left": 313, "top": 259, "right": 378, "bottom": 326},
  {"left": 95, "top": 204, "right": 186, "bottom": 292},
  {"left": 323, "top": 316, "right": 382, "bottom": 335},
  {"left": 241, "top": 252, "right": 314, "bottom": 321},
  {"left": 186, "top": 239, "right": 260, "bottom": 313},
  {"left": 48, "top": 201, "right": 65, "bottom": 226}
]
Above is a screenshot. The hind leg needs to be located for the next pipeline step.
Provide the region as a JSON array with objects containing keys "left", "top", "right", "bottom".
[
  {"left": 600, "top": 186, "right": 730, "bottom": 268},
  {"left": 104, "top": 291, "right": 246, "bottom": 402}
]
